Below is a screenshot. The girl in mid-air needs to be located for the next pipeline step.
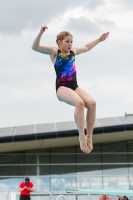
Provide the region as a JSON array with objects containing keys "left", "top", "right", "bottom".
[{"left": 32, "top": 25, "right": 109, "bottom": 153}]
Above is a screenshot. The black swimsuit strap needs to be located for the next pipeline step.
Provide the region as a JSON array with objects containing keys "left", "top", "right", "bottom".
[{"left": 58, "top": 49, "right": 75, "bottom": 56}]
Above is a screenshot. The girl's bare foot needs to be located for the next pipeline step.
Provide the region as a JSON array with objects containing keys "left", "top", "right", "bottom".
[
  {"left": 86, "top": 135, "right": 93, "bottom": 153},
  {"left": 79, "top": 136, "right": 89, "bottom": 153}
]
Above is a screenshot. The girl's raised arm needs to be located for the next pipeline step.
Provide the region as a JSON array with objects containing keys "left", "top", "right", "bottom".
[
  {"left": 73, "top": 32, "right": 109, "bottom": 55},
  {"left": 32, "top": 25, "right": 56, "bottom": 55}
]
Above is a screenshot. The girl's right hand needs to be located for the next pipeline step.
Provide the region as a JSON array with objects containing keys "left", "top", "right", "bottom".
[{"left": 40, "top": 25, "right": 48, "bottom": 33}]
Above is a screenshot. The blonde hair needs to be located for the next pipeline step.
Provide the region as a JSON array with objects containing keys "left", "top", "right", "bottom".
[{"left": 56, "top": 31, "right": 73, "bottom": 45}]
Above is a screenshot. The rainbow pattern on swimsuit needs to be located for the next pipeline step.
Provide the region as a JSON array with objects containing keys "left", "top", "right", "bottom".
[{"left": 54, "top": 50, "right": 76, "bottom": 83}]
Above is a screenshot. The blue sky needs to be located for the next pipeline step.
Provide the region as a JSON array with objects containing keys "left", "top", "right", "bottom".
[{"left": 0, "top": 0, "right": 133, "bottom": 127}]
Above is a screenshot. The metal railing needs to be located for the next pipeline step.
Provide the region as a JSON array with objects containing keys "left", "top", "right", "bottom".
[
  {"left": 0, "top": 192, "right": 133, "bottom": 200},
  {"left": 0, "top": 192, "right": 10, "bottom": 200}
]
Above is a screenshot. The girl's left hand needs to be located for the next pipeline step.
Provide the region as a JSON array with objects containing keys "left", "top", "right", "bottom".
[{"left": 100, "top": 32, "right": 109, "bottom": 41}]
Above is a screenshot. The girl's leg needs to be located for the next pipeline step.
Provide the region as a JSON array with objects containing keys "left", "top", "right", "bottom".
[
  {"left": 75, "top": 87, "right": 96, "bottom": 153},
  {"left": 57, "top": 86, "right": 89, "bottom": 153}
]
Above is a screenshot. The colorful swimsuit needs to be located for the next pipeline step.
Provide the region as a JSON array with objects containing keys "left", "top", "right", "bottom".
[{"left": 54, "top": 49, "right": 78, "bottom": 92}]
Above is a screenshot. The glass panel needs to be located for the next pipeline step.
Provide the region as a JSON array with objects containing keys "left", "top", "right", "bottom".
[
  {"left": 25, "top": 155, "right": 37, "bottom": 164},
  {"left": 51, "top": 154, "right": 75, "bottom": 164},
  {"left": 77, "top": 154, "right": 101, "bottom": 163},
  {"left": 128, "top": 152, "right": 133, "bottom": 175},
  {"left": 28, "top": 176, "right": 50, "bottom": 191},
  {"left": 36, "top": 176, "right": 50, "bottom": 191},
  {"left": 77, "top": 175, "right": 102, "bottom": 189},
  {"left": 51, "top": 165, "right": 76, "bottom": 175},
  {"left": 102, "top": 141, "right": 127, "bottom": 152},
  {"left": 77, "top": 164, "right": 102, "bottom": 189},
  {"left": 37, "top": 148, "right": 50, "bottom": 154},
  {"left": 129, "top": 176, "right": 133, "bottom": 190},
  {"left": 39, "top": 154, "right": 50, "bottom": 176},
  {"left": 77, "top": 165, "right": 102, "bottom": 175},
  {"left": 0, "top": 154, "right": 24, "bottom": 164},
  {"left": 103, "top": 176, "right": 129, "bottom": 189},
  {"left": 0, "top": 176, "right": 49, "bottom": 192},
  {"left": 102, "top": 154, "right": 127, "bottom": 163},
  {"left": 39, "top": 154, "right": 49, "bottom": 163},
  {"left": 128, "top": 154, "right": 133, "bottom": 162},
  {"left": 0, "top": 165, "right": 37, "bottom": 176},
  {"left": 51, "top": 146, "right": 75, "bottom": 153},
  {"left": 51, "top": 175, "right": 76, "bottom": 191},
  {"left": 127, "top": 140, "right": 133, "bottom": 152},
  {"left": 40, "top": 166, "right": 49, "bottom": 176},
  {"left": 0, "top": 166, "right": 23, "bottom": 176},
  {"left": 102, "top": 142, "right": 128, "bottom": 177},
  {"left": 103, "top": 164, "right": 128, "bottom": 175},
  {"left": 51, "top": 147, "right": 76, "bottom": 175},
  {"left": 129, "top": 165, "right": 133, "bottom": 175},
  {"left": 0, "top": 177, "right": 23, "bottom": 191},
  {"left": 23, "top": 166, "right": 37, "bottom": 176}
]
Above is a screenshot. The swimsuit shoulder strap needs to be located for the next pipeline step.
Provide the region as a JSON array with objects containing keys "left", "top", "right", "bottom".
[{"left": 70, "top": 50, "right": 75, "bottom": 57}]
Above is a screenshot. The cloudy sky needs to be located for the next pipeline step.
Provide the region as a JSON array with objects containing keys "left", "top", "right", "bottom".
[{"left": 0, "top": 0, "right": 133, "bottom": 128}]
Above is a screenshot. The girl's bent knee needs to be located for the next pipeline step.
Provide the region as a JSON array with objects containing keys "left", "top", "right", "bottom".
[
  {"left": 76, "top": 100, "right": 84, "bottom": 109},
  {"left": 92, "top": 100, "right": 96, "bottom": 108},
  {"left": 87, "top": 100, "right": 96, "bottom": 109}
]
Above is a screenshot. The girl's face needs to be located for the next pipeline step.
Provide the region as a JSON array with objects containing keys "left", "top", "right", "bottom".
[{"left": 59, "top": 36, "right": 73, "bottom": 53}]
